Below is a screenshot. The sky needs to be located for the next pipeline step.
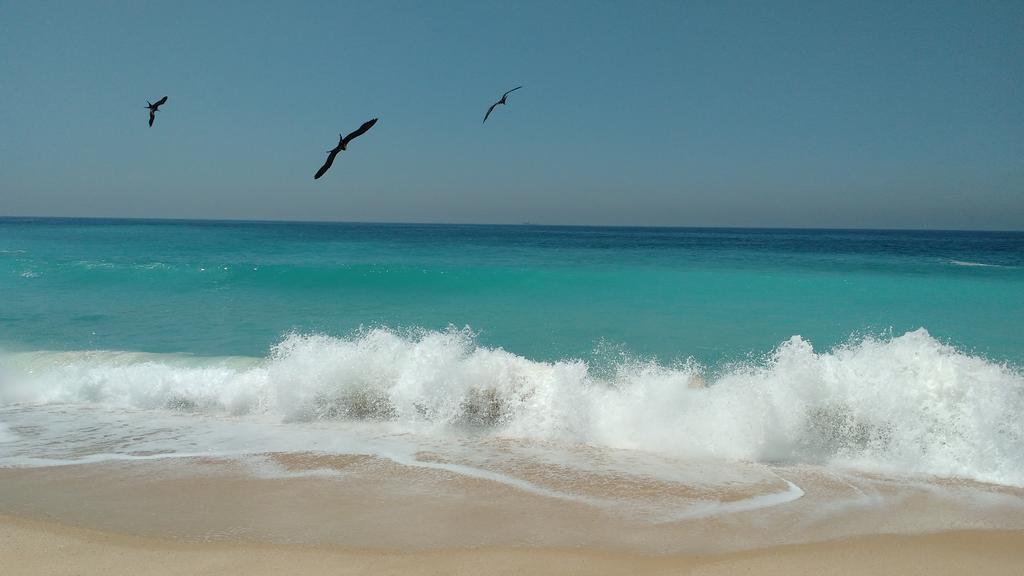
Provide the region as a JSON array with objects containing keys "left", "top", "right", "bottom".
[{"left": 1, "top": 0, "right": 1021, "bottom": 230}]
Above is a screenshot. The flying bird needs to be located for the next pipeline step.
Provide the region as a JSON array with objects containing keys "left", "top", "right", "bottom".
[
  {"left": 146, "top": 96, "right": 168, "bottom": 127},
  {"left": 314, "top": 118, "right": 378, "bottom": 180},
  {"left": 483, "top": 86, "right": 522, "bottom": 124}
]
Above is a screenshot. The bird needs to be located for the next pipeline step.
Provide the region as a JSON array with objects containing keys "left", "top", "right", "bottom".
[
  {"left": 314, "top": 118, "right": 378, "bottom": 180},
  {"left": 145, "top": 96, "right": 168, "bottom": 127},
  {"left": 483, "top": 86, "right": 522, "bottom": 124}
]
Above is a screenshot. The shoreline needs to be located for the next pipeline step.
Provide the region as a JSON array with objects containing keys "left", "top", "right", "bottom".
[
  {"left": 2, "top": 454, "right": 1023, "bottom": 552},
  {"left": 2, "top": 446, "right": 1023, "bottom": 574},
  {"left": 3, "top": 513, "right": 1023, "bottom": 575}
]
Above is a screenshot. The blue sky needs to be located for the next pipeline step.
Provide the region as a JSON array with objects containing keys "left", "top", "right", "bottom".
[{"left": 1, "top": 0, "right": 1021, "bottom": 229}]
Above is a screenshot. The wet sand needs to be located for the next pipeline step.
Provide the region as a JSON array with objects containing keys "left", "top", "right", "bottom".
[
  {"left": 2, "top": 454, "right": 1023, "bottom": 574},
  {"left": 3, "top": 514, "right": 1023, "bottom": 576}
]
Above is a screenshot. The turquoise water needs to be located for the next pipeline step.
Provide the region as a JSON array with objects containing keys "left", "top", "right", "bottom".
[
  {"left": 2, "top": 218, "right": 1024, "bottom": 488},
  {"left": 2, "top": 218, "right": 1022, "bottom": 366}
]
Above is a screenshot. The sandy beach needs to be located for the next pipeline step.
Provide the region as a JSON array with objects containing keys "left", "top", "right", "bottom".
[
  {"left": 4, "top": 513, "right": 1023, "bottom": 576},
  {"left": 2, "top": 455, "right": 1023, "bottom": 574}
]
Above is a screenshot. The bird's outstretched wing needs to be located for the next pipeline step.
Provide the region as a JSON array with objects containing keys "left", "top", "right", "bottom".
[
  {"left": 341, "top": 118, "right": 378, "bottom": 146},
  {"left": 483, "top": 101, "right": 499, "bottom": 123},
  {"left": 314, "top": 149, "right": 340, "bottom": 179},
  {"left": 149, "top": 109, "right": 156, "bottom": 127},
  {"left": 154, "top": 96, "right": 168, "bottom": 107},
  {"left": 502, "top": 86, "right": 522, "bottom": 98}
]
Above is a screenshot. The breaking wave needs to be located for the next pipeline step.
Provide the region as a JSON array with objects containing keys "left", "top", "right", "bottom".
[{"left": 1, "top": 327, "right": 1022, "bottom": 485}]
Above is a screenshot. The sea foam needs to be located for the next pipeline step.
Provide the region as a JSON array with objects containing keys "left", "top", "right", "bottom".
[{"left": 1, "top": 327, "right": 1021, "bottom": 485}]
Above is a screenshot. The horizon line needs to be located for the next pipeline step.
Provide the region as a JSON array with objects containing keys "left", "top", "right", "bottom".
[{"left": 0, "top": 214, "right": 1021, "bottom": 234}]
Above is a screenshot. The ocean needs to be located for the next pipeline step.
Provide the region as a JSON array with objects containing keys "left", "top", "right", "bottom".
[{"left": 1, "top": 217, "right": 1023, "bottom": 535}]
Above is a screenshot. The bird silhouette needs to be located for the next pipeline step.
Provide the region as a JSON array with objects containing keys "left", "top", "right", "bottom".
[
  {"left": 146, "top": 96, "right": 167, "bottom": 127},
  {"left": 483, "top": 86, "right": 522, "bottom": 124},
  {"left": 314, "top": 118, "right": 378, "bottom": 180}
]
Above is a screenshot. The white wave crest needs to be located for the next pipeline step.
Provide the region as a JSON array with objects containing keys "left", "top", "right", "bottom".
[
  {"left": 949, "top": 259, "right": 1008, "bottom": 268},
  {"left": 1, "top": 327, "right": 1022, "bottom": 485}
]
